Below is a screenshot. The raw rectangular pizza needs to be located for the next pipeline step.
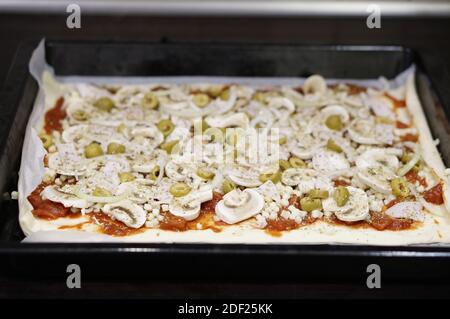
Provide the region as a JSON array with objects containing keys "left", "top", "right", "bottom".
[{"left": 18, "top": 72, "right": 450, "bottom": 244}]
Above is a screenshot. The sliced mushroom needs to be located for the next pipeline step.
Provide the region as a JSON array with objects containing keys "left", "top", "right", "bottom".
[
  {"left": 169, "top": 187, "right": 213, "bottom": 221},
  {"left": 202, "top": 86, "right": 237, "bottom": 116},
  {"left": 323, "top": 186, "right": 369, "bottom": 222},
  {"left": 348, "top": 119, "right": 394, "bottom": 145},
  {"left": 48, "top": 151, "right": 87, "bottom": 176},
  {"left": 281, "top": 168, "right": 317, "bottom": 187},
  {"left": 165, "top": 160, "right": 193, "bottom": 182},
  {"left": 267, "top": 97, "right": 295, "bottom": 119},
  {"left": 216, "top": 189, "right": 264, "bottom": 224},
  {"left": 102, "top": 199, "right": 146, "bottom": 228},
  {"left": 312, "top": 149, "right": 350, "bottom": 178},
  {"left": 41, "top": 185, "right": 91, "bottom": 209},
  {"left": 205, "top": 112, "right": 249, "bottom": 129},
  {"left": 321, "top": 104, "right": 350, "bottom": 123},
  {"left": 356, "top": 166, "right": 395, "bottom": 194},
  {"left": 385, "top": 201, "right": 425, "bottom": 222},
  {"left": 355, "top": 148, "right": 400, "bottom": 171},
  {"left": 303, "top": 75, "right": 327, "bottom": 96},
  {"left": 363, "top": 94, "right": 395, "bottom": 120},
  {"left": 287, "top": 133, "right": 321, "bottom": 159},
  {"left": 227, "top": 166, "right": 263, "bottom": 187},
  {"left": 130, "top": 125, "right": 164, "bottom": 146}
]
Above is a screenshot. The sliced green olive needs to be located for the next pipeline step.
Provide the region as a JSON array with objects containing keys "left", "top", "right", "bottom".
[
  {"left": 391, "top": 178, "right": 410, "bottom": 197},
  {"left": 94, "top": 97, "right": 114, "bottom": 112},
  {"left": 72, "top": 110, "right": 88, "bottom": 121},
  {"left": 208, "top": 86, "right": 223, "bottom": 98},
  {"left": 39, "top": 133, "right": 53, "bottom": 149},
  {"left": 148, "top": 165, "right": 161, "bottom": 181},
  {"left": 107, "top": 142, "right": 126, "bottom": 154},
  {"left": 259, "top": 171, "right": 281, "bottom": 184},
  {"left": 192, "top": 93, "right": 211, "bottom": 108},
  {"left": 169, "top": 182, "right": 191, "bottom": 197},
  {"left": 197, "top": 167, "right": 215, "bottom": 180},
  {"left": 289, "top": 157, "right": 306, "bottom": 168},
  {"left": 160, "top": 140, "right": 179, "bottom": 154},
  {"left": 279, "top": 136, "right": 287, "bottom": 145},
  {"left": 279, "top": 159, "right": 291, "bottom": 171},
  {"left": 84, "top": 142, "right": 103, "bottom": 158},
  {"left": 93, "top": 187, "right": 111, "bottom": 197},
  {"left": 117, "top": 123, "right": 126, "bottom": 134},
  {"left": 220, "top": 88, "right": 230, "bottom": 101},
  {"left": 325, "top": 115, "right": 344, "bottom": 131},
  {"left": 308, "top": 189, "right": 329, "bottom": 199},
  {"left": 401, "top": 153, "right": 422, "bottom": 172},
  {"left": 142, "top": 92, "right": 159, "bottom": 109},
  {"left": 326, "top": 138, "right": 343, "bottom": 153},
  {"left": 118, "top": 172, "right": 135, "bottom": 183},
  {"left": 252, "top": 91, "right": 267, "bottom": 104},
  {"left": 300, "top": 197, "right": 322, "bottom": 212},
  {"left": 223, "top": 179, "right": 236, "bottom": 194},
  {"left": 201, "top": 120, "right": 209, "bottom": 133},
  {"left": 157, "top": 119, "right": 175, "bottom": 137},
  {"left": 333, "top": 186, "right": 350, "bottom": 207}
]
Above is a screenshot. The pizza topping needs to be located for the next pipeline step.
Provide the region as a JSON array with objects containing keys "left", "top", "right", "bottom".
[
  {"left": 216, "top": 189, "right": 264, "bottom": 224},
  {"left": 385, "top": 201, "right": 424, "bottom": 222},
  {"left": 323, "top": 186, "right": 369, "bottom": 222},
  {"left": 102, "top": 199, "right": 146, "bottom": 228},
  {"left": 423, "top": 183, "right": 444, "bottom": 205},
  {"left": 44, "top": 97, "right": 66, "bottom": 133},
  {"left": 31, "top": 76, "right": 445, "bottom": 234}
]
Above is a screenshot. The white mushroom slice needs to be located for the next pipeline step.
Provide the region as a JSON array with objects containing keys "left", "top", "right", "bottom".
[
  {"left": 347, "top": 119, "right": 378, "bottom": 144},
  {"left": 363, "top": 95, "right": 395, "bottom": 119},
  {"left": 41, "top": 185, "right": 91, "bottom": 209},
  {"left": 216, "top": 189, "right": 264, "bottom": 224},
  {"left": 312, "top": 149, "right": 350, "bottom": 177},
  {"left": 288, "top": 133, "right": 320, "bottom": 159},
  {"left": 205, "top": 112, "right": 249, "bottom": 129},
  {"left": 323, "top": 186, "right": 369, "bottom": 222},
  {"left": 348, "top": 119, "right": 394, "bottom": 145},
  {"left": 281, "top": 168, "right": 317, "bottom": 187},
  {"left": 169, "top": 187, "right": 213, "bottom": 221},
  {"left": 385, "top": 201, "right": 425, "bottom": 222},
  {"left": 356, "top": 166, "right": 395, "bottom": 194},
  {"left": 61, "top": 124, "right": 89, "bottom": 143},
  {"left": 130, "top": 126, "right": 164, "bottom": 146},
  {"left": 303, "top": 75, "right": 327, "bottom": 96},
  {"left": 48, "top": 152, "right": 87, "bottom": 176},
  {"left": 102, "top": 199, "right": 146, "bottom": 228},
  {"left": 321, "top": 105, "right": 350, "bottom": 123},
  {"left": 227, "top": 166, "right": 263, "bottom": 187},
  {"left": 267, "top": 97, "right": 295, "bottom": 119},
  {"left": 202, "top": 86, "right": 237, "bottom": 116},
  {"left": 160, "top": 100, "right": 202, "bottom": 119},
  {"left": 355, "top": 148, "right": 400, "bottom": 171},
  {"left": 165, "top": 160, "right": 192, "bottom": 182}
]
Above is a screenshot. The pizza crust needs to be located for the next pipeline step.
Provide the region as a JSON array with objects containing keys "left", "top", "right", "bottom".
[{"left": 18, "top": 72, "right": 450, "bottom": 244}]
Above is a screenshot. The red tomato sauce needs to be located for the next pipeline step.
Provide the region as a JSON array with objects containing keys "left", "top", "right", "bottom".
[
  {"left": 423, "top": 183, "right": 444, "bottom": 205},
  {"left": 27, "top": 182, "right": 70, "bottom": 220},
  {"left": 385, "top": 94, "right": 406, "bottom": 108},
  {"left": 44, "top": 97, "right": 66, "bottom": 133},
  {"left": 405, "top": 170, "right": 428, "bottom": 187}
]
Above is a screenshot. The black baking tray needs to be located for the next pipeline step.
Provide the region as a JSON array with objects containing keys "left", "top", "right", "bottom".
[{"left": 1, "top": 40, "right": 450, "bottom": 281}]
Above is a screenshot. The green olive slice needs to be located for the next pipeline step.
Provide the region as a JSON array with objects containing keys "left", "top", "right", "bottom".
[
  {"left": 391, "top": 178, "right": 410, "bottom": 197},
  {"left": 325, "top": 115, "right": 344, "bottom": 131},
  {"left": 326, "top": 138, "right": 343, "bottom": 153},
  {"left": 333, "top": 186, "right": 350, "bottom": 207},
  {"left": 142, "top": 92, "right": 159, "bottom": 109},
  {"left": 308, "top": 189, "right": 329, "bottom": 199},
  {"left": 169, "top": 182, "right": 191, "bottom": 197},
  {"left": 157, "top": 119, "right": 175, "bottom": 137},
  {"left": 300, "top": 197, "right": 322, "bottom": 212},
  {"left": 222, "top": 179, "right": 236, "bottom": 194},
  {"left": 118, "top": 172, "right": 136, "bottom": 183},
  {"left": 289, "top": 157, "right": 306, "bottom": 168},
  {"left": 94, "top": 97, "right": 114, "bottom": 112},
  {"left": 107, "top": 142, "right": 126, "bottom": 154},
  {"left": 148, "top": 165, "right": 161, "bottom": 181},
  {"left": 259, "top": 171, "right": 281, "bottom": 184},
  {"left": 279, "top": 159, "right": 291, "bottom": 171},
  {"left": 39, "top": 133, "right": 53, "bottom": 149},
  {"left": 197, "top": 167, "right": 215, "bottom": 180},
  {"left": 192, "top": 93, "right": 211, "bottom": 108},
  {"left": 160, "top": 140, "right": 179, "bottom": 154},
  {"left": 84, "top": 142, "right": 103, "bottom": 158},
  {"left": 93, "top": 187, "right": 111, "bottom": 197}
]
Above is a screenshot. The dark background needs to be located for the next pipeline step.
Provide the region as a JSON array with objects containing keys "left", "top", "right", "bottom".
[{"left": 1, "top": 13, "right": 450, "bottom": 299}]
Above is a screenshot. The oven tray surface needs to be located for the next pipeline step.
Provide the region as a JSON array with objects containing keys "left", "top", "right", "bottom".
[{"left": 1, "top": 40, "right": 450, "bottom": 279}]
